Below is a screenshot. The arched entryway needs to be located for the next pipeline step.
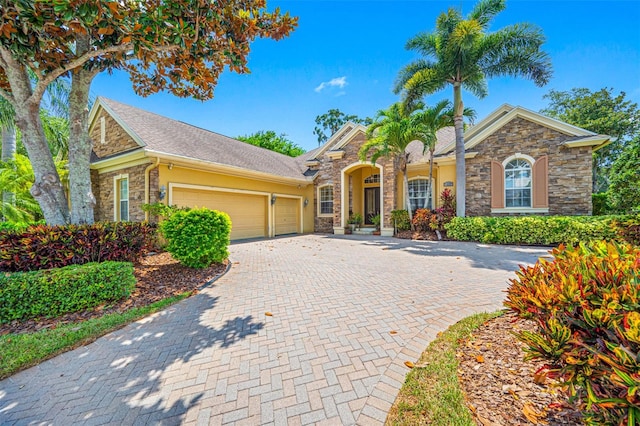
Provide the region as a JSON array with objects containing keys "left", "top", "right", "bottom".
[{"left": 334, "top": 162, "right": 393, "bottom": 236}]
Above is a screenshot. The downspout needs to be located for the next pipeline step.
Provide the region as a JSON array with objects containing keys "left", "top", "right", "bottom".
[{"left": 144, "top": 157, "right": 160, "bottom": 221}]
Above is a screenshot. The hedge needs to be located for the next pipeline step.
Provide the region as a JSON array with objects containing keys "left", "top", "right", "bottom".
[
  {"left": 0, "top": 261, "right": 136, "bottom": 323},
  {"left": 444, "top": 215, "right": 640, "bottom": 246},
  {"left": 0, "top": 222, "right": 156, "bottom": 272}
]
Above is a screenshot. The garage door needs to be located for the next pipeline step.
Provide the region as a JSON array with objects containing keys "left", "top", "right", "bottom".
[
  {"left": 275, "top": 197, "right": 299, "bottom": 236},
  {"left": 172, "top": 187, "right": 267, "bottom": 240}
]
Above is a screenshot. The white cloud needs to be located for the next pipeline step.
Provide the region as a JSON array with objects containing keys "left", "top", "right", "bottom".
[{"left": 315, "top": 76, "right": 347, "bottom": 93}]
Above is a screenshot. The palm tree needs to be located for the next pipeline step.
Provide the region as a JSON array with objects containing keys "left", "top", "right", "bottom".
[
  {"left": 358, "top": 102, "right": 421, "bottom": 221},
  {"left": 395, "top": 0, "right": 552, "bottom": 216},
  {"left": 413, "top": 100, "right": 476, "bottom": 209}
]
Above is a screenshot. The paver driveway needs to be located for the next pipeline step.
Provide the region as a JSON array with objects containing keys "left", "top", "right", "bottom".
[{"left": 0, "top": 235, "right": 549, "bottom": 425}]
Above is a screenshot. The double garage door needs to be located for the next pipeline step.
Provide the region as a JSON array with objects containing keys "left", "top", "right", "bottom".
[{"left": 171, "top": 187, "right": 300, "bottom": 240}]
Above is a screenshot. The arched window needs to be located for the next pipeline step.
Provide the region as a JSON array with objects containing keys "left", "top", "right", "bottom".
[
  {"left": 408, "top": 179, "right": 433, "bottom": 211},
  {"left": 504, "top": 159, "right": 532, "bottom": 207},
  {"left": 318, "top": 185, "right": 333, "bottom": 216}
]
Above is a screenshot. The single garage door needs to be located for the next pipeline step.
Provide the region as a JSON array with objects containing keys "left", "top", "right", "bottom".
[
  {"left": 275, "top": 197, "right": 300, "bottom": 236},
  {"left": 172, "top": 187, "right": 267, "bottom": 240}
]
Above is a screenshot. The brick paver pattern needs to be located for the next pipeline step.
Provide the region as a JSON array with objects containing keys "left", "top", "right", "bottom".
[{"left": 0, "top": 235, "right": 548, "bottom": 425}]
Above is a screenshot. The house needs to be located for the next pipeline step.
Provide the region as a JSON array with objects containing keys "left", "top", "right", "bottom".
[{"left": 89, "top": 98, "right": 611, "bottom": 240}]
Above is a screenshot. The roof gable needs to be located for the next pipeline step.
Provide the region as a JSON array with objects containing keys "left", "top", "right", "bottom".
[
  {"left": 438, "top": 105, "right": 610, "bottom": 154},
  {"left": 309, "top": 122, "right": 368, "bottom": 160}
]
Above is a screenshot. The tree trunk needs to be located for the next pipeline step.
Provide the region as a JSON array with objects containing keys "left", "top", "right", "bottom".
[
  {"left": 16, "top": 104, "right": 70, "bottom": 225},
  {"left": 401, "top": 155, "right": 414, "bottom": 231},
  {"left": 1, "top": 56, "right": 70, "bottom": 225},
  {"left": 1, "top": 126, "right": 16, "bottom": 218},
  {"left": 68, "top": 63, "right": 96, "bottom": 224},
  {"left": 453, "top": 83, "right": 466, "bottom": 217},
  {"left": 426, "top": 148, "right": 435, "bottom": 209}
]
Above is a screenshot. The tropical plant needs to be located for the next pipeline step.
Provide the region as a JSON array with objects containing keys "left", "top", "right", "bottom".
[
  {"left": 413, "top": 100, "right": 476, "bottom": 209},
  {"left": 0, "top": 1, "right": 297, "bottom": 225},
  {"left": 0, "top": 154, "right": 67, "bottom": 222},
  {"left": 358, "top": 102, "right": 422, "bottom": 222},
  {"left": 395, "top": 0, "right": 552, "bottom": 217}
]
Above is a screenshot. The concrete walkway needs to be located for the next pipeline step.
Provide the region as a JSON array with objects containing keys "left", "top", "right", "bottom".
[{"left": 0, "top": 235, "right": 549, "bottom": 425}]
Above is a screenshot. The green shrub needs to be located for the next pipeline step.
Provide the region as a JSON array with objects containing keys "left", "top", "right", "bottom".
[
  {"left": 160, "top": 207, "right": 231, "bottom": 268},
  {"left": 0, "top": 261, "right": 135, "bottom": 323},
  {"left": 445, "top": 215, "right": 640, "bottom": 246},
  {"left": 0, "top": 221, "right": 44, "bottom": 233},
  {"left": 505, "top": 241, "right": 640, "bottom": 425},
  {"left": 0, "top": 222, "right": 156, "bottom": 272},
  {"left": 592, "top": 192, "right": 614, "bottom": 215},
  {"left": 391, "top": 210, "right": 410, "bottom": 231}
]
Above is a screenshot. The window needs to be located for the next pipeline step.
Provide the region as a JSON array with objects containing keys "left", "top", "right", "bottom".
[
  {"left": 364, "top": 174, "right": 380, "bottom": 184},
  {"left": 319, "top": 185, "right": 333, "bottom": 215},
  {"left": 117, "top": 177, "right": 129, "bottom": 221},
  {"left": 408, "top": 179, "right": 433, "bottom": 211},
  {"left": 504, "top": 158, "right": 531, "bottom": 207}
]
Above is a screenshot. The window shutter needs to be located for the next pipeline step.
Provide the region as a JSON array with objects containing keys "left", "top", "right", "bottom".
[
  {"left": 491, "top": 161, "right": 504, "bottom": 209},
  {"left": 532, "top": 155, "right": 549, "bottom": 208}
]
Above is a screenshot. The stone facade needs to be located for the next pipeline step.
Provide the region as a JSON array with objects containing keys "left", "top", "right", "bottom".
[
  {"left": 90, "top": 110, "right": 140, "bottom": 158},
  {"left": 92, "top": 163, "right": 156, "bottom": 222},
  {"left": 465, "top": 117, "right": 593, "bottom": 216},
  {"left": 312, "top": 132, "right": 396, "bottom": 232}
]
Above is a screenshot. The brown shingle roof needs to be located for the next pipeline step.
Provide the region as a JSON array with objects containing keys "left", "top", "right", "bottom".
[
  {"left": 97, "top": 97, "right": 308, "bottom": 180},
  {"left": 406, "top": 127, "right": 456, "bottom": 163}
]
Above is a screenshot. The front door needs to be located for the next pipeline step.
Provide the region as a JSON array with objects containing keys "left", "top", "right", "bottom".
[{"left": 364, "top": 187, "right": 380, "bottom": 225}]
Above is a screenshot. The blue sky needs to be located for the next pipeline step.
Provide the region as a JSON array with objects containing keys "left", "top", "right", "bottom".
[{"left": 91, "top": 0, "right": 640, "bottom": 152}]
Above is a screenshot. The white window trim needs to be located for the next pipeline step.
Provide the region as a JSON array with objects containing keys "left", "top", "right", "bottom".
[
  {"left": 317, "top": 184, "right": 333, "bottom": 218},
  {"left": 406, "top": 176, "right": 435, "bottom": 210},
  {"left": 113, "top": 173, "right": 129, "bottom": 221},
  {"left": 503, "top": 155, "right": 533, "bottom": 209},
  {"left": 491, "top": 207, "right": 549, "bottom": 214}
]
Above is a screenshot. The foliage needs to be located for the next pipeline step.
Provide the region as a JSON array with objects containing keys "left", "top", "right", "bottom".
[
  {"left": 313, "top": 109, "right": 371, "bottom": 145},
  {"left": 445, "top": 214, "right": 640, "bottom": 246},
  {"left": 391, "top": 209, "right": 411, "bottom": 231},
  {"left": 347, "top": 213, "right": 363, "bottom": 226},
  {"left": 0, "top": 261, "right": 135, "bottom": 323},
  {"left": 0, "top": 0, "right": 297, "bottom": 225},
  {"left": 141, "top": 203, "right": 190, "bottom": 219},
  {"left": 412, "top": 189, "right": 457, "bottom": 232},
  {"left": 371, "top": 214, "right": 381, "bottom": 230},
  {"left": 0, "top": 222, "right": 156, "bottom": 272},
  {"left": 541, "top": 88, "right": 640, "bottom": 192},
  {"left": 237, "top": 130, "right": 305, "bottom": 157},
  {"left": 613, "top": 216, "right": 640, "bottom": 247},
  {"left": 160, "top": 208, "right": 231, "bottom": 268},
  {"left": 387, "top": 311, "right": 501, "bottom": 425},
  {"left": 0, "top": 291, "right": 191, "bottom": 380},
  {"left": 0, "top": 154, "right": 67, "bottom": 222},
  {"left": 592, "top": 192, "right": 614, "bottom": 216},
  {"left": 505, "top": 241, "right": 640, "bottom": 425},
  {"left": 395, "top": 0, "right": 552, "bottom": 217},
  {"left": 609, "top": 135, "right": 640, "bottom": 213}
]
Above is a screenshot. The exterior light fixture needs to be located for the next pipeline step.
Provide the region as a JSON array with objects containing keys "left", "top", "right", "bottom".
[
  {"left": 271, "top": 194, "right": 277, "bottom": 205},
  {"left": 159, "top": 185, "right": 167, "bottom": 200},
  {"left": 303, "top": 198, "right": 309, "bottom": 207}
]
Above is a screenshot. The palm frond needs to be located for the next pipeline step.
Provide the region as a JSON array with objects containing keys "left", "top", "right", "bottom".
[
  {"left": 468, "top": 0, "right": 506, "bottom": 28},
  {"left": 463, "top": 72, "right": 489, "bottom": 99},
  {"left": 403, "top": 67, "right": 448, "bottom": 107},
  {"left": 394, "top": 59, "right": 438, "bottom": 94}
]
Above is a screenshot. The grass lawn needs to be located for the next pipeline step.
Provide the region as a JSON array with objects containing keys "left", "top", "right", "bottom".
[
  {"left": 0, "top": 292, "right": 192, "bottom": 380},
  {"left": 386, "top": 311, "right": 502, "bottom": 425}
]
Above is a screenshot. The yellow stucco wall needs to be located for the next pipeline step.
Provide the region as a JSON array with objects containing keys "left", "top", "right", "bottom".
[
  {"left": 437, "top": 165, "right": 456, "bottom": 205},
  {"left": 158, "top": 164, "right": 315, "bottom": 234}
]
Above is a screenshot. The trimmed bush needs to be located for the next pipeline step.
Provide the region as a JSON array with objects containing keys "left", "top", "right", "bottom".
[
  {"left": 391, "top": 210, "right": 410, "bottom": 231},
  {"left": 445, "top": 215, "right": 640, "bottom": 246},
  {"left": 0, "top": 261, "right": 136, "bottom": 323},
  {"left": 592, "top": 192, "right": 614, "bottom": 216},
  {"left": 0, "top": 222, "right": 156, "bottom": 272},
  {"left": 505, "top": 241, "right": 640, "bottom": 425},
  {"left": 160, "top": 207, "right": 231, "bottom": 268}
]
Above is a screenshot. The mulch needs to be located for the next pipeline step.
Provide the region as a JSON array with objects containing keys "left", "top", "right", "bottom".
[
  {"left": 457, "top": 311, "right": 583, "bottom": 425},
  {"left": 0, "top": 252, "right": 228, "bottom": 336}
]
